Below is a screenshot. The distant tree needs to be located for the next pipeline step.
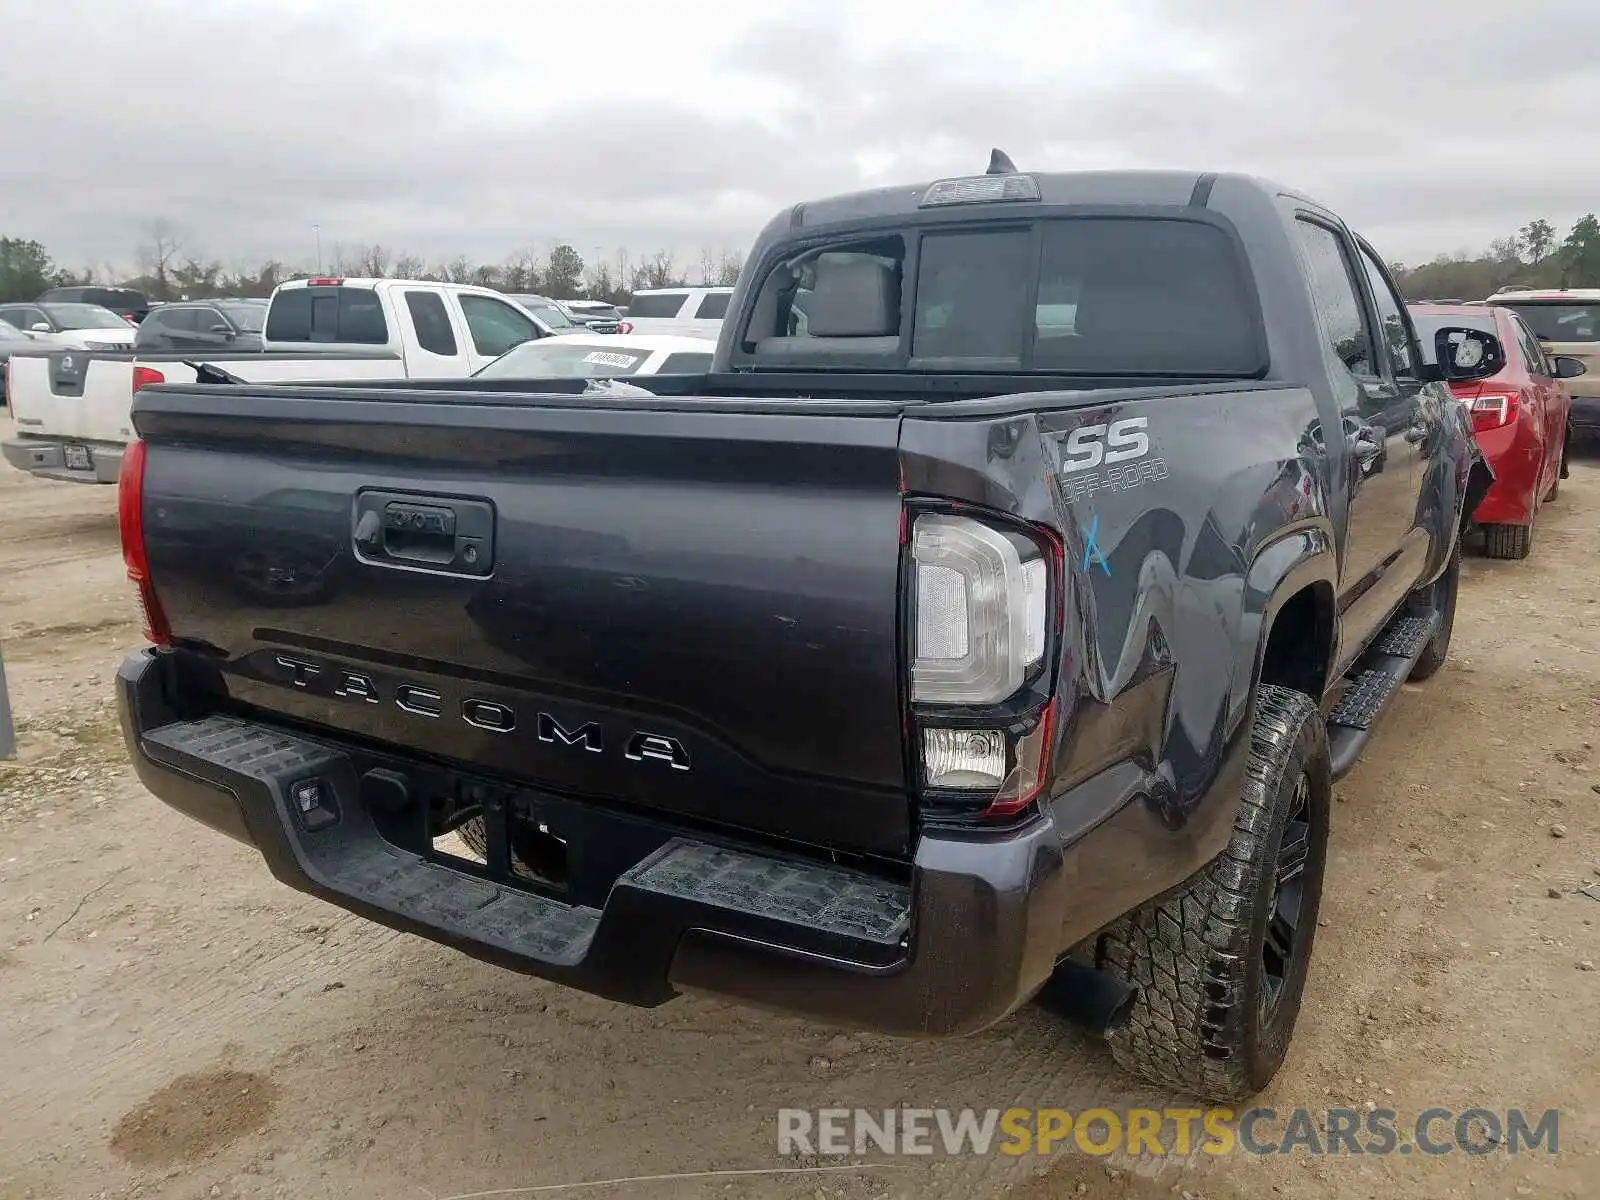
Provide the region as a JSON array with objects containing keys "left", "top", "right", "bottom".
[
  {"left": 391, "top": 253, "right": 427, "bottom": 280},
  {"left": 584, "top": 260, "right": 615, "bottom": 301},
  {"left": 714, "top": 249, "right": 744, "bottom": 287},
  {"left": 0, "top": 237, "right": 56, "bottom": 302},
  {"left": 543, "top": 244, "right": 584, "bottom": 297},
  {"left": 642, "top": 249, "right": 678, "bottom": 290},
  {"left": 501, "top": 251, "right": 539, "bottom": 292},
  {"left": 1519, "top": 218, "right": 1556, "bottom": 264},
  {"left": 1559, "top": 214, "right": 1600, "bottom": 285},
  {"left": 137, "top": 220, "right": 185, "bottom": 299}
]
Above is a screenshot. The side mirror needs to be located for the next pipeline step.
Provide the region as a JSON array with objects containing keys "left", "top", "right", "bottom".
[
  {"left": 209, "top": 324, "right": 233, "bottom": 336},
  {"left": 29, "top": 322, "right": 50, "bottom": 333},
  {"left": 1553, "top": 355, "right": 1588, "bottom": 381},
  {"left": 1431, "top": 326, "right": 1506, "bottom": 383}
]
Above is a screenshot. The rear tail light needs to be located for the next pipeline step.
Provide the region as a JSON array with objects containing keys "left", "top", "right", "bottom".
[
  {"left": 1462, "top": 388, "right": 1519, "bottom": 433},
  {"left": 132, "top": 366, "right": 165, "bottom": 393},
  {"left": 306, "top": 277, "right": 345, "bottom": 287},
  {"left": 906, "top": 507, "right": 1063, "bottom": 822},
  {"left": 616, "top": 321, "right": 634, "bottom": 334},
  {"left": 117, "top": 439, "right": 172, "bottom": 646},
  {"left": 123, "top": 314, "right": 138, "bottom": 324}
]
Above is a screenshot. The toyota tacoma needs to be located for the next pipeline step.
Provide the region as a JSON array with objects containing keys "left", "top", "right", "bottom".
[{"left": 114, "top": 156, "right": 1496, "bottom": 1101}]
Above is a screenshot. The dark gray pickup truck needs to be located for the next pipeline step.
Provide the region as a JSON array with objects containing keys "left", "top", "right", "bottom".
[{"left": 115, "top": 158, "right": 1497, "bottom": 1101}]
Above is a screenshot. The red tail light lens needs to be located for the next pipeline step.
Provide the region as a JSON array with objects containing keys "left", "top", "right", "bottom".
[
  {"left": 616, "top": 321, "right": 634, "bottom": 334},
  {"left": 132, "top": 366, "right": 165, "bottom": 393},
  {"left": 117, "top": 439, "right": 171, "bottom": 646},
  {"left": 1464, "top": 388, "right": 1519, "bottom": 434}
]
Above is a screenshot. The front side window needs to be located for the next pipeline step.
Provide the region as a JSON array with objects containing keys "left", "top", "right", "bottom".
[
  {"left": 1357, "top": 247, "right": 1416, "bottom": 378},
  {"left": 1294, "top": 220, "right": 1375, "bottom": 378},
  {"left": 459, "top": 294, "right": 539, "bottom": 357}
]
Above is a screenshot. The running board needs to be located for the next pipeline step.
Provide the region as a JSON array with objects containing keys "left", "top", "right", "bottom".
[{"left": 1327, "top": 612, "right": 1438, "bottom": 779}]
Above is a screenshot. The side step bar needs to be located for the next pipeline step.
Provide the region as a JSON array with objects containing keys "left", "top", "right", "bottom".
[{"left": 1326, "top": 612, "right": 1439, "bottom": 779}]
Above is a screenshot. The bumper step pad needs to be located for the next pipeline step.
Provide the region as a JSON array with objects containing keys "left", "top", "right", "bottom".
[{"left": 137, "top": 714, "right": 912, "bottom": 980}]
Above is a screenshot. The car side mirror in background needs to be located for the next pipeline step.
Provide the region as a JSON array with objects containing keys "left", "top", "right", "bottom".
[
  {"left": 209, "top": 324, "right": 232, "bottom": 336},
  {"left": 1553, "top": 355, "right": 1587, "bottom": 381},
  {"left": 29, "top": 322, "right": 50, "bottom": 334},
  {"left": 1428, "top": 326, "right": 1506, "bottom": 383}
]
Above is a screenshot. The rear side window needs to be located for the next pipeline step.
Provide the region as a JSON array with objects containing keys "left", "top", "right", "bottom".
[
  {"left": 694, "top": 292, "right": 732, "bottom": 320},
  {"left": 1031, "top": 220, "right": 1260, "bottom": 375},
  {"left": 656, "top": 351, "right": 713, "bottom": 373},
  {"left": 405, "top": 291, "right": 458, "bottom": 356},
  {"left": 627, "top": 292, "right": 687, "bottom": 318},
  {"left": 264, "top": 286, "right": 389, "bottom": 344},
  {"left": 1293, "top": 220, "right": 1375, "bottom": 377}
]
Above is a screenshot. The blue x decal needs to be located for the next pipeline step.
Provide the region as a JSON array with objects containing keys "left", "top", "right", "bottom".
[{"left": 1081, "top": 513, "right": 1111, "bottom": 577}]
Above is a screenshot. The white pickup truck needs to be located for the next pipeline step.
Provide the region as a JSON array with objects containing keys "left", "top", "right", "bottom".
[
  {"left": 620, "top": 287, "right": 734, "bottom": 337},
  {"left": 3, "top": 278, "right": 560, "bottom": 483}
]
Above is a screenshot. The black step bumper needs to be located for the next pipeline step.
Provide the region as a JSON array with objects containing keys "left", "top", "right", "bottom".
[{"left": 117, "top": 648, "right": 1131, "bottom": 1037}]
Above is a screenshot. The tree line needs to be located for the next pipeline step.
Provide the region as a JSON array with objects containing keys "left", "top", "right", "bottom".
[
  {"left": 0, "top": 221, "right": 743, "bottom": 306},
  {"left": 1388, "top": 215, "right": 1600, "bottom": 300},
  {"left": 7, "top": 211, "right": 1600, "bottom": 309}
]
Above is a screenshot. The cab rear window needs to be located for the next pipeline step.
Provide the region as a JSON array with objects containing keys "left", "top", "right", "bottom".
[
  {"left": 744, "top": 215, "right": 1265, "bottom": 377},
  {"left": 265, "top": 286, "right": 389, "bottom": 344}
]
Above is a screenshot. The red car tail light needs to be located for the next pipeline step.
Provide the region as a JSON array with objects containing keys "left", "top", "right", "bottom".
[
  {"left": 905, "top": 505, "right": 1064, "bottom": 823},
  {"left": 117, "top": 439, "right": 172, "bottom": 646},
  {"left": 1464, "top": 388, "right": 1520, "bottom": 434},
  {"left": 132, "top": 366, "right": 165, "bottom": 393},
  {"left": 616, "top": 321, "right": 635, "bottom": 334}
]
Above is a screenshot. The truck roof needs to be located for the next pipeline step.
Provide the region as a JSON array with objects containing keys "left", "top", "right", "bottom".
[
  {"left": 779, "top": 167, "right": 1319, "bottom": 233},
  {"left": 1487, "top": 288, "right": 1600, "bottom": 302}
]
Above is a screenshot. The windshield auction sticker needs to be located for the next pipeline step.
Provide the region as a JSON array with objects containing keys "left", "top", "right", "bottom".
[{"left": 582, "top": 351, "right": 641, "bottom": 369}]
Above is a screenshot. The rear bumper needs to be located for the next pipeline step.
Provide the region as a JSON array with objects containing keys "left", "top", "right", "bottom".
[
  {"left": 1469, "top": 422, "right": 1539, "bottom": 526},
  {"left": 2, "top": 436, "right": 124, "bottom": 483},
  {"left": 117, "top": 648, "right": 1137, "bottom": 1037}
]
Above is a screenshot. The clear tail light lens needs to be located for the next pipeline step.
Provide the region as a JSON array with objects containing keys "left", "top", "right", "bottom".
[
  {"left": 922, "top": 727, "right": 1007, "bottom": 788},
  {"left": 910, "top": 514, "right": 1046, "bottom": 705}
]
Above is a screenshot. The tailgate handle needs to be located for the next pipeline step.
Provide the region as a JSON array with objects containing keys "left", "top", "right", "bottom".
[{"left": 352, "top": 490, "right": 495, "bottom": 576}]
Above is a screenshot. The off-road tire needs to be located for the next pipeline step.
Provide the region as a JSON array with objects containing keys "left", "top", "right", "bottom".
[
  {"left": 1097, "top": 684, "right": 1331, "bottom": 1102},
  {"left": 1407, "top": 540, "right": 1460, "bottom": 682},
  {"left": 1483, "top": 522, "right": 1532, "bottom": 561},
  {"left": 456, "top": 818, "right": 489, "bottom": 860}
]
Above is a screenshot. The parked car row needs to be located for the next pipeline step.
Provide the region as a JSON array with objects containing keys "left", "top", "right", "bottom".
[{"left": 1, "top": 276, "right": 717, "bottom": 478}]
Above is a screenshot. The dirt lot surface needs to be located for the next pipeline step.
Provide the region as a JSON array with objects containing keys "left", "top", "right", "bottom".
[{"left": 2, "top": 413, "right": 1597, "bottom": 1200}]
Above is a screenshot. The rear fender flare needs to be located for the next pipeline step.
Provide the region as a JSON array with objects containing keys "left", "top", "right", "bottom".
[{"left": 1230, "top": 523, "right": 1339, "bottom": 727}]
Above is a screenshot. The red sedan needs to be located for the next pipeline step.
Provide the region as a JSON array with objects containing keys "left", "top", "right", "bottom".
[{"left": 1410, "top": 303, "right": 1581, "bottom": 560}]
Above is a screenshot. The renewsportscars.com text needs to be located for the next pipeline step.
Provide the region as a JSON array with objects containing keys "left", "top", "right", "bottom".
[{"left": 777, "top": 1106, "right": 1559, "bottom": 1158}]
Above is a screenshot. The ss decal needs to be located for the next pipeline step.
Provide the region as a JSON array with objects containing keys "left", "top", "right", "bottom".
[{"left": 1061, "top": 416, "right": 1151, "bottom": 473}]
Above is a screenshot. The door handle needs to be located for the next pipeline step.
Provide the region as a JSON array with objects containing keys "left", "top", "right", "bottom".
[{"left": 353, "top": 490, "right": 495, "bottom": 576}]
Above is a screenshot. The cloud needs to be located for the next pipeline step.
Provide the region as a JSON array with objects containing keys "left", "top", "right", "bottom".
[{"left": 3, "top": 0, "right": 1597, "bottom": 276}]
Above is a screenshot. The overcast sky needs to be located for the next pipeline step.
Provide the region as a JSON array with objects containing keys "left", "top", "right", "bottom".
[{"left": 6, "top": 0, "right": 1599, "bottom": 278}]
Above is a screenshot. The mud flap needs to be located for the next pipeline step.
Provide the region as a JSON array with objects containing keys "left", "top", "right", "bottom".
[{"left": 1460, "top": 443, "right": 1494, "bottom": 534}]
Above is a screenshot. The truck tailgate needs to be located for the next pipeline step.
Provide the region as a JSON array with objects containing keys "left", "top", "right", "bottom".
[
  {"left": 135, "top": 386, "right": 913, "bottom": 856},
  {"left": 7, "top": 351, "right": 138, "bottom": 442}
]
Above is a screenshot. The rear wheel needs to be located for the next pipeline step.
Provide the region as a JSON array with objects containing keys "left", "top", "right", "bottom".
[
  {"left": 1559, "top": 424, "right": 1571, "bottom": 481},
  {"left": 1097, "top": 684, "right": 1331, "bottom": 1101},
  {"left": 1483, "top": 522, "right": 1532, "bottom": 561}
]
